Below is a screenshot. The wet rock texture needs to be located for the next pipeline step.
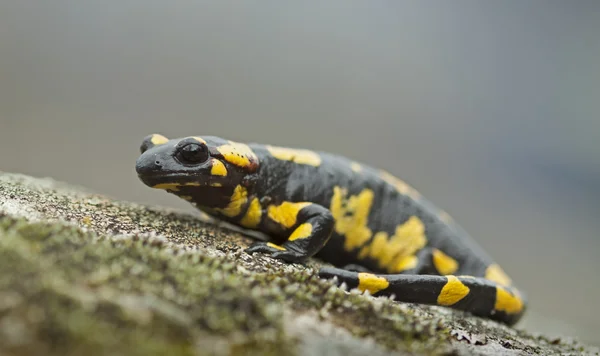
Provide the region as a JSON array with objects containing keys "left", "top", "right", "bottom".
[{"left": 0, "top": 172, "right": 597, "bottom": 356}]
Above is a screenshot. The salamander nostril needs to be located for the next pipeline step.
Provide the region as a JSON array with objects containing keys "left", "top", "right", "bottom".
[{"left": 136, "top": 154, "right": 162, "bottom": 175}]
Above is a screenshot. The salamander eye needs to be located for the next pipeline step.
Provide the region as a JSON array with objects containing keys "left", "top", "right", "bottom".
[{"left": 176, "top": 143, "right": 209, "bottom": 164}]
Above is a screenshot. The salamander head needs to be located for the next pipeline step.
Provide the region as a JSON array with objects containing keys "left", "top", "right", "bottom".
[{"left": 135, "top": 134, "right": 259, "bottom": 208}]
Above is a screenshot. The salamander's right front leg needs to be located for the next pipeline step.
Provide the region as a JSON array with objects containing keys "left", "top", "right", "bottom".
[{"left": 246, "top": 202, "right": 334, "bottom": 264}]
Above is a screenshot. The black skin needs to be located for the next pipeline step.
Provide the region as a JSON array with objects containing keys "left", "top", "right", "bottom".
[{"left": 136, "top": 134, "right": 527, "bottom": 325}]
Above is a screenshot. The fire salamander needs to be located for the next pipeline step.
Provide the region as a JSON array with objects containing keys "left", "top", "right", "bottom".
[{"left": 135, "top": 134, "right": 526, "bottom": 325}]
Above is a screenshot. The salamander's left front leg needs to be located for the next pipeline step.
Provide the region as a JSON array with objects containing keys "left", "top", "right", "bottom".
[{"left": 246, "top": 203, "right": 334, "bottom": 263}]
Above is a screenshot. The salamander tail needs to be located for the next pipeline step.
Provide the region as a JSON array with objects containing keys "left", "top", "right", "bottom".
[{"left": 318, "top": 267, "right": 526, "bottom": 325}]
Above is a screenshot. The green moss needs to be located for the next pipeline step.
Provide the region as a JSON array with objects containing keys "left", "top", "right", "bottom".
[{"left": 0, "top": 215, "right": 293, "bottom": 355}]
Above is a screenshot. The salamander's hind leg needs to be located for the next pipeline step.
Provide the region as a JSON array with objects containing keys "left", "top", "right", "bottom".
[
  {"left": 318, "top": 267, "right": 527, "bottom": 325},
  {"left": 246, "top": 203, "right": 334, "bottom": 264}
]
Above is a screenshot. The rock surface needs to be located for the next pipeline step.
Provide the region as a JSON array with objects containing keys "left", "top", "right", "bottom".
[{"left": 0, "top": 172, "right": 597, "bottom": 356}]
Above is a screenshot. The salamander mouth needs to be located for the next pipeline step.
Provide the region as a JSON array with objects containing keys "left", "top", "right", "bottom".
[{"left": 137, "top": 172, "right": 209, "bottom": 188}]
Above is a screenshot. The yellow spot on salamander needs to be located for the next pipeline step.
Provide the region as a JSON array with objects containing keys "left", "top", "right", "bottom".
[
  {"left": 153, "top": 183, "right": 181, "bottom": 191},
  {"left": 437, "top": 275, "right": 470, "bottom": 306},
  {"left": 380, "top": 170, "right": 421, "bottom": 200},
  {"left": 240, "top": 198, "right": 262, "bottom": 229},
  {"left": 350, "top": 162, "right": 362, "bottom": 172},
  {"left": 357, "top": 273, "right": 389, "bottom": 295},
  {"left": 432, "top": 249, "right": 459, "bottom": 275},
  {"left": 288, "top": 223, "right": 313, "bottom": 241},
  {"left": 358, "top": 216, "right": 427, "bottom": 273},
  {"left": 486, "top": 264, "right": 512, "bottom": 286},
  {"left": 267, "top": 242, "right": 286, "bottom": 251},
  {"left": 267, "top": 201, "right": 311, "bottom": 229},
  {"left": 210, "top": 182, "right": 223, "bottom": 187},
  {"left": 216, "top": 141, "right": 258, "bottom": 170},
  {"left": 330, "top": 186, "right": 374, "bottom": 251},
  {"left": 266, "top": 145, "right": 322, "bottom": 167},
  {"left": 150, "top": 134, "right": 169, "bottom": 145},
  {"left": 495, "top": 286, "right": 524, "bottom": 314},
  {"left": 393, "top": 255, "right": 418, "bottom": 272},
  {"left": 357, "top": 232, "right": 390, "bottom": 266},
  {"left": 215, "top": 185, "right": 248, "bottom": 217},
  {"left": 191, "top": 136, "right": 207, "bottom": 144},
  {"left": 210, "top": 159, "right": 228, "bottom": 176},
  {"left": 439, "top": 210, "right": 453, "bottom": 224}
]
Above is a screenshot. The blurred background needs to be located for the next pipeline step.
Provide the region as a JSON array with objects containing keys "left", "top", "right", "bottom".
[{"left": 1, "top": 1, "right": 598, "bottom": 345}]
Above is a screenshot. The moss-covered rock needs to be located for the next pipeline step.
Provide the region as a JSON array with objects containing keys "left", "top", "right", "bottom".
[{"left": 0, "top": 172, "right": 597, "bottom": 356}]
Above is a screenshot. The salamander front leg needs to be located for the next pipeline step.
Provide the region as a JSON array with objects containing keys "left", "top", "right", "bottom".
[{"left": 246, "top": 203, "right": 334, "bottom": 263}]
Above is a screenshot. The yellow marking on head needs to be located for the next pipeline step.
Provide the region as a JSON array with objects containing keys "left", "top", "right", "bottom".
[
  {"left": 288, "top": 223, "right": 313, "bottom": 241},
  {"left": 358, "top": 216, "right": 427, "bottom": 273},
  {"left": 486, "top": 264, "right": 512, "bottom": 286},
  {"left": 393, "top": 255, "right": 418, "bottom": 272},
  {"left": 267, "top": 201, "right": 311, "bottom": 229},
  {"left": 495, "top": 286, "right": 524, "bottom": 314},
  {"left": 266, "top": 145, "right": 322, "bottom": 166},
  {"left": 330, "top": 186, "right": 374, "bottom": 251},
  {"left": 380, "top": 170, "right": 421, "bottom": 200},
  {"left": 210, "top": 159, "right": 228, "bottom": 177},
  {"left": 439, "top": 210, "right": 453, "bottom": 224},
  {"left": 152, "top": 183, "right": 181, "bottom": 191},
  {"left": 191, "top": 136, "right": 207, "bottom": 144},
  {"left": 240, "top": 198, "right": 262, "bottom": 229},
  {"left": 210, "top": 182, "right": 223, "bottom": 187},
  {"left": 437, "top": 275, "right": 470, "bottom": 306},
  {"left": 215, "top": 185, "right": 248, "bottom": 217},
  {"left": 432, "top": 249, "right": 459, "bottom": 275},
  {"left": 216, "top": 141, "right": 258, "bottom": 169},
  {"left": 267, "top": 242, "right": 286, "bottom": 251},
  {"left": 150, "top": 134, "right": 169, "bottom": 145},
  {"left": 357, "top": 273, "right": 389, "bottom": 295}
]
